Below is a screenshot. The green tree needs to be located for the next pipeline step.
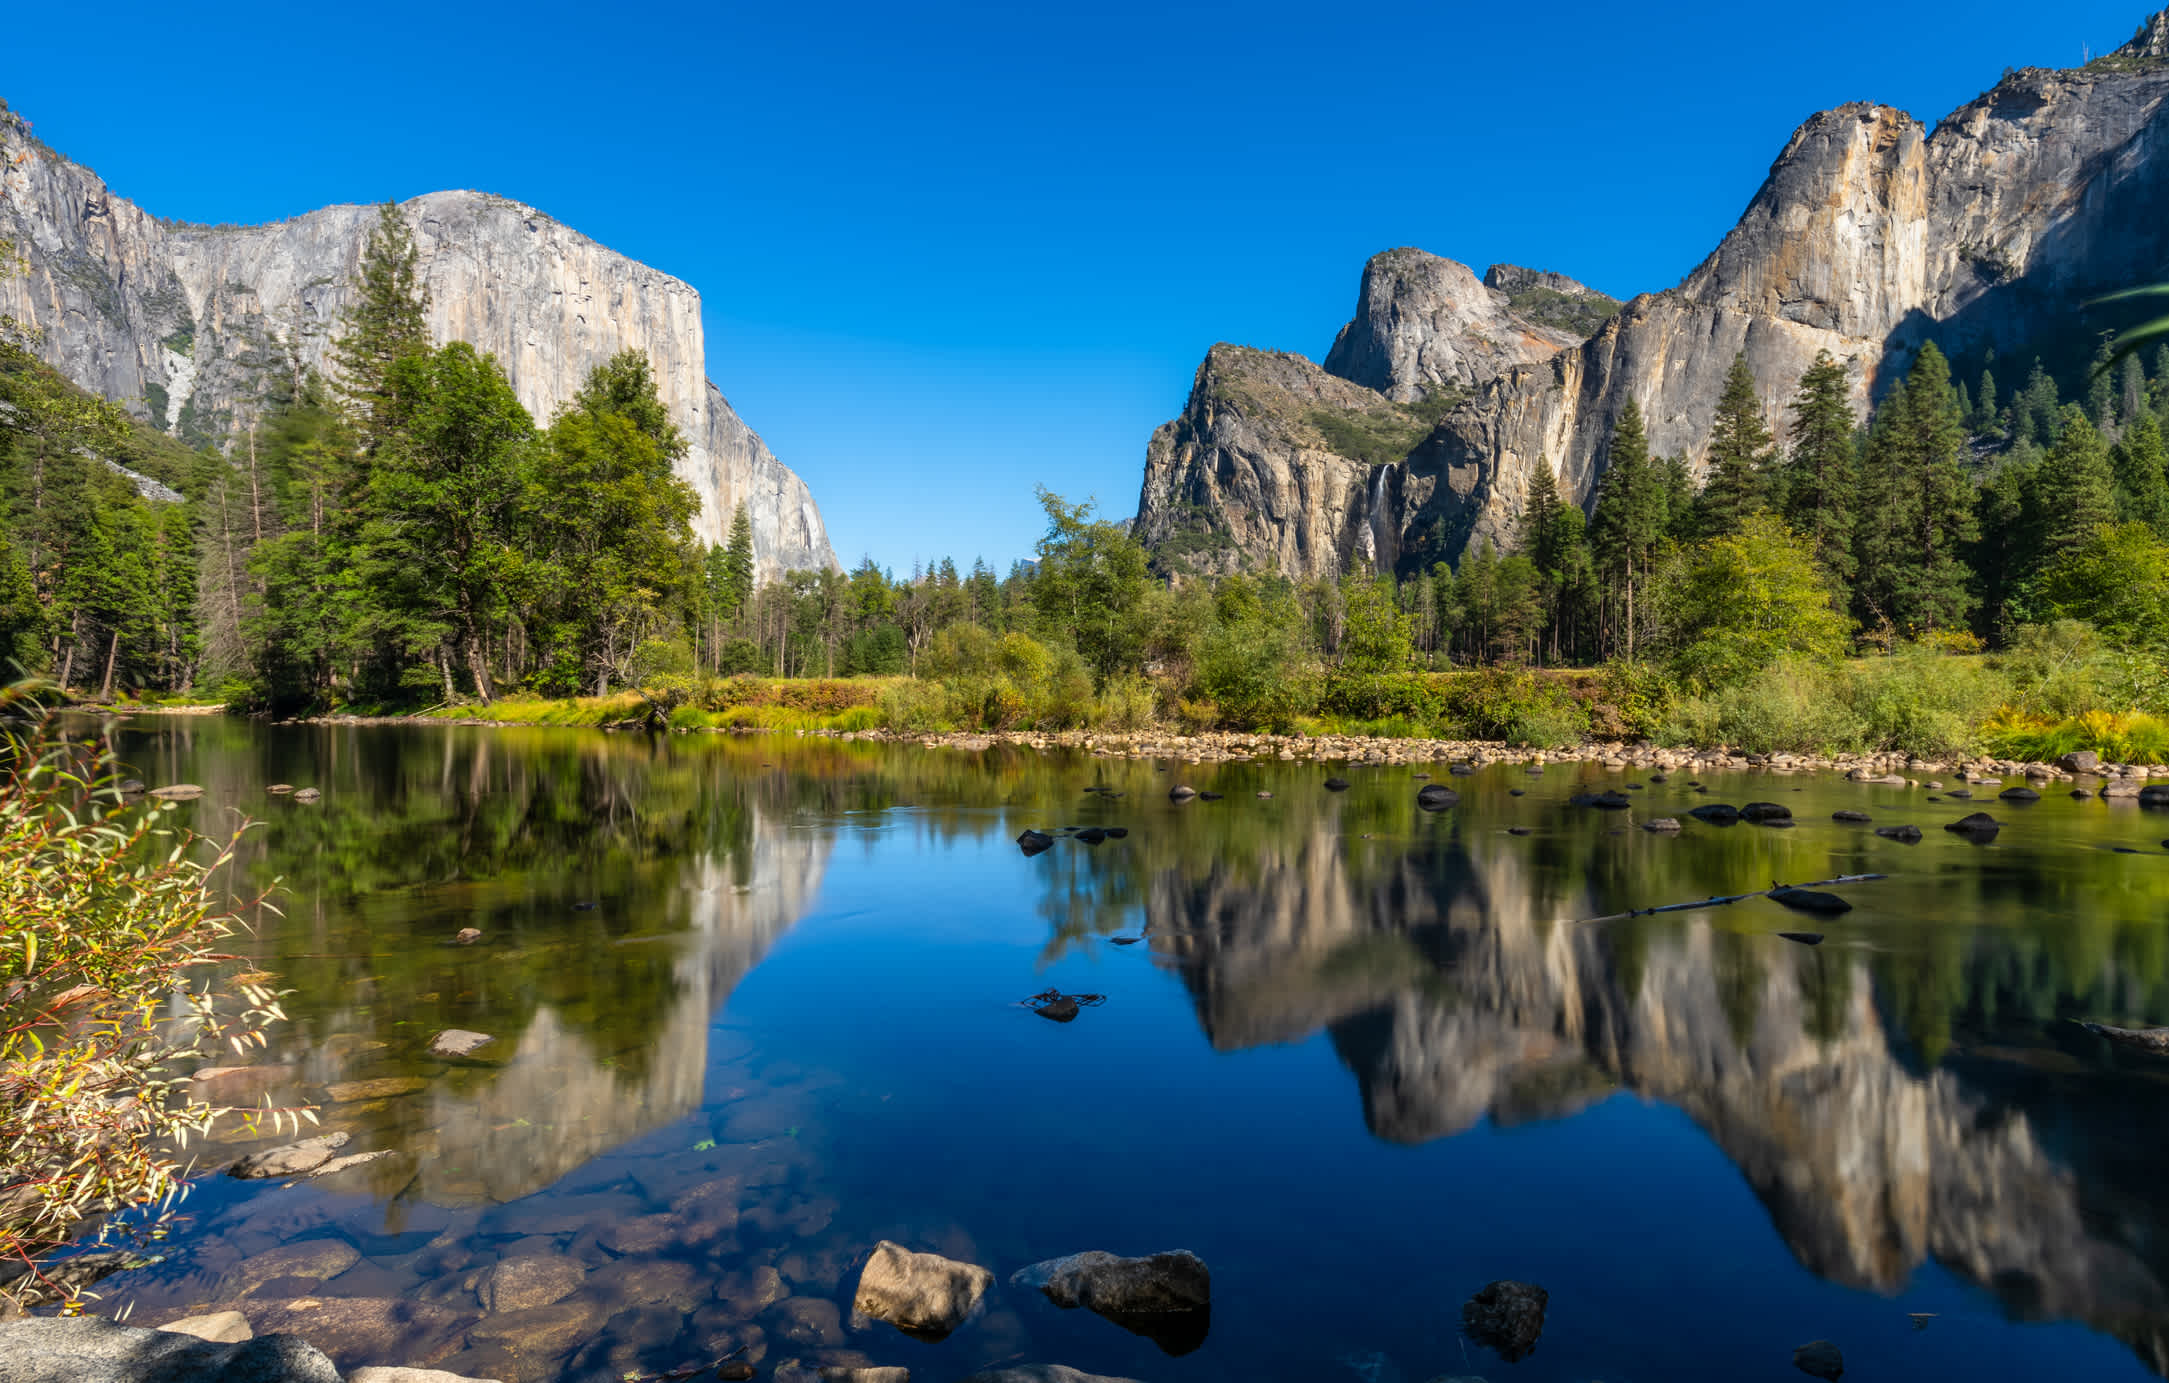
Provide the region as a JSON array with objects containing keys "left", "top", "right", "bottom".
[
  {"left": 2037, "top": 523, "right": 2169, "bottom": 650},
  {"left": 1339, "top": 572, "right": 1415, "bottom": 673},
  {"left": 1853, "top": 345, "right": 1978, "bottom": 635},
  {"left": 1782, "top": 349, "right": 1858, "bottom": 600},
  {"left": 1696, "top": 352, "right": 1775, "bottom": 537},
  {"left": 2033, "top": 406, "right": 2118, "bottom": 563},
  {"left": 0, "top": 538, "right": 42, "bottom": 672},
  {"left": 1589, "top": 399, "right": 1666, "bottom": 658},
  {"left": 1027, "top": 489, "right": 1150, "bottom": 680},
  {"left": 2111, "top": 412, "right": 2169, "bottom": 538},
  {"left": 331, "top": 201, "right": 432, "bottom": 452},
  {"left": 1660, "top": 513, "right": 1852, "bottom": 691}
]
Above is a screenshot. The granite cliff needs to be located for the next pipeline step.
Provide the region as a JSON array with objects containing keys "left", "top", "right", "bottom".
[
  {"left": 0, "top": 103, "right": 836, "bottom": 582},
  {"left": 1137, "top": 10, "right": 2169, "bottom": 577}
]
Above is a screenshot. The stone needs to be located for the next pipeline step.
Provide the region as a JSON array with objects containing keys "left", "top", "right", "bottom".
[
  {"left": 464, "top": 1297, "right": 606, "bottom": 1357},
  {"left": 0, "top": 1316, "right": 340, "bottom": 1383},
  {"left": 1462, "top": 1279, "right": 1547, "bottom": 1362},
  {"left": 1779, "top": 932, "right": 1825, "bottom": 946},
  {"left": 266, "top": 784, "right": 295, "bottom": 794},
  {"left": 1016, "top": 830, "right": 1055, "bottom": 856},
  {"left": 1034, "top": 997, "right": 1080, "bottom": 1023},
  {"left": 1167, "top": 785, "right": 1197, "bottom": 801},
  {"left": 2083, "top": 1022, "right": 2169, "bottom": 1054},
  {"left": 291, "top": 788, "right": 322, "bottom": 803},
  {"left": 716, "top": 1265, "right": 787, "bottom": 1319},
  {"left": 1073, "top": 827, "right": 1107, "bottom": 845},
  {"left": 2104, "top": 778, "right": 2143, "bottom": 798},
  {"left": 1011, "top": 1250, "right": 1210, "bottom": 1315},
  {"left": 1323, "top": 777, "right": 1351, "bottom": 791},
  {"left": 1415, "top": 784, "right": 1459, "bottom": 811},
  {"left": 476, "top": 1255, "right": 585, "bottom": 1313},
  {"left": 1875, "top": 825, "right": 1923, "bottom": 842},
  {"left": 224, "top": 1240, "right": 361, "bottom": 1298},
  {"left": 2141, "top": 785, "right": 2169, "bottom": 807},
  {"left": 1640, "top": 818, "right": 1681, "bottom": 832},
  {"left": 1998, "top": 786, "right": 2041, "bottom": 802},
  {"left": 156, "top": 1311, "right": 253, "bottom": 1343},
  {"left": 1770, "top": 888, "right": 1853, "bottom": 915},
  {"left": 851, "top": 1241, "right": 992, "bottom": 1340},
  {"left": 1945, "top": 812, "right": 2001, "bottom": 839},
  {"left": 1831, "top": 810, "right": 1871, "bottom": 823},
  {"left": 2060, "top": 750, "right": 2101, "bottom": 774},
  {"left": 1688, "top": 804, "right": 1740, "bottom": 825},
  {"left": 190, "top": 1064, "right": 298, "bottom": 1097},
  {"left": 146, "top": 784, "right": 205, "bottom": 800},
  {"left": 426, "top": 1030, "right": 495, "bottom": 1059},
  {"left": 820, "top": 1369, "right": 909, "bottom": 1383},
  {"left": 1569, "top": 791, "right": 1631, "bottom": 810},
  {"left": 348, "top": 1371, "right": 506, "bottom": 1383},
  {"left": 454, "top": 929, "right": 482, "bottom": 945},
  {"left": 236, "top": 1297, "right": 479, "bottom": 1370},
  {"left": 308, "top": 1149, "right": 396, "bottom": 1180},
  {"left": 325, "top": 1077, "right": 428, "bottom": 1102},
  {"left": 1739, "top": 802, "right": 1793, "bottom": 822},
  {"left": 766, "top": 1297, "right": 845, "bottom": 1349},
  {"left": 1794, "top": 1339, "right": 1844, "bottom": 1379}
]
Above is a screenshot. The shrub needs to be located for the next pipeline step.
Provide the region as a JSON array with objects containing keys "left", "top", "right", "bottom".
[
  {"left": 0, "top": 685, "right": 294, "bottom": 1277},
  {"left": 1665, "top": 655, "right": 1864, "bottom": 754},
  {"left": 1320, "top": 671, "right": 1444, "bottom": 724},
  {"left": 1846, "top": 644, "right": 2006, "bottom": 757},
  {"left": 1090, "top": 675, "right": 1156, "bottom": 731},
  {"left": 1441, "top": 667, "right": 1589, "bottom": 747},
  {"left": 1588, "top": 660, "right": 1678, "bottom": 741},
  {"left": 879, "top": 679, "right": 951, "bottom": 733}
]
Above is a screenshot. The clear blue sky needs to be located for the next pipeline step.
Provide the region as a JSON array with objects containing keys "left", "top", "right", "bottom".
[{"left": 3, "top": 1, "right": 2157, "bottom": 571}]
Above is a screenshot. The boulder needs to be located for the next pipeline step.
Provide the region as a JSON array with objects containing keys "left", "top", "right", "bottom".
[
  {"left": 235, "top": 1297, "right": 479, "bottom": 1370},
  {"left": 1415, "top": 785, "right": 1460, "bottom": 811},
  {"left": 2103, "top": 779, "right": 2143, "bottom": 799},
  {"left": 1167, "top": 785, "right": 1197, "bottom": 802},
  {"left": 0, "top": 1316, "right": 339, "bottom": 1383},
  {"left": 1010, "top": 1250, "right": 1209, "bottom": 1314},
  {"left": 1323, "top": 777, "right": 1351, "bottom": 792},
  {"left": 1462, "top": 1279, "right": 1547, "bottom": 1362},
  {"left": 2141, "top": 785, "right": 2169, "bottom": 807},
  {"left": 1830, "top": 810, "right": 1871, "bottom": 823},
  {"left": 1688, "top": 804, "right": 1740, "bottom": 825},
  {"left": 1640, "top": 818, "right": 1681, "bottom": 833},
  {"left": 1794, "top": 1339, "right": 1844, "bottom": 1380},
  {"left": 228, "top": 1131, "right": 353, "bottom": 1181},
  {"left": 1016, "top": 830, "right": 1055, "bottom": 857},
  {"left": 425, "top": 1030, "right": 494, "bottom": 1060},
  {"left": 2059, "top": 750, "right": 2100, "bottom": 774},
  {"left": 1998, "top": 786, "right": 2041, "bottom": 802},
  {"left": 1073, "top": 827, "right": 1108, "bottom": 845},
  {"left": 1740, "top": 802, "right": 1792, "bottom": 823},
  {"left": 224, "top": 1240, "right": 361, "bottom": 1299},
  {"left": 1874, "top": 825, "right": 1923, "bottom": 842},
  {"left": 1568, "top": 791, "right": 1631, "bottom": 810},
  {"left": 851, "top": 1241, "right": 992, "bottom": 1340},
  {"left": 1770, "top": 888, "right": 1853, "bottom": 915},
  {"left": 1945, "top": 812, "right": 2001, "bottom": 840}
]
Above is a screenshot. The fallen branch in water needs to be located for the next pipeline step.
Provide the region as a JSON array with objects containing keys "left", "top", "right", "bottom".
[{"left": 1570, "top": 873, "right": 1888, "bottom": 926}]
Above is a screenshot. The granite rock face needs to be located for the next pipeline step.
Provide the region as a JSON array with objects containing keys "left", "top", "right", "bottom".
[
  {"left": 0, "top": 1315, "right": 340, "bottom": 1383},
  {"left": 0, "top": 105, "right": 835, "bottom": 583},
  {"left": 1136, "top": 12, "right": 2169, "bottom": 575}
]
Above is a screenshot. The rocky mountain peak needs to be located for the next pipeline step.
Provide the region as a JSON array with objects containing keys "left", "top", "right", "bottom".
[{"left": 2116, "top": 7, "right": 2169, "bottom": 60}]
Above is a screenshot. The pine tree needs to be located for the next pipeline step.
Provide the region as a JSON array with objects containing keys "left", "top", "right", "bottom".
[
  {"left": 1589, "top": 399, "right": 1665, "bottom": 658},
  {"left": 1853, "top": 344, "right": 1978, "bottom": 635},
  {"left": 1783, "top": 349, "right": 1858, "bottom": 599},
  {"left": 2112, "top": 413, "right": 2169, "bottom": 539},
  {"left": 2120, "top": 352, "right": 2148, "bottom": 428},
  {"left": 1695, "top": 353, "right": 1776, "bottom": 538},
  {"left": 2017, "top": 360, "right": 2061, "bottom": 447},
  {"left": 2085, "top": 339, "right": 2116, "bottom": 429},
  {"left": 721, "top": 503, "right": 756, "bottom": 625},
  {"left": 1976, "top": 367, "right": 2000, "bottom": 437},
  {"left": 2034, "top": 406, "right": 2118, "bottom": 562},
  {"left": 0, "top": 535, "right": 44, "bottom": 673},
  {"left": 331, "top": 201, "right": 432, "bottom": 452}
]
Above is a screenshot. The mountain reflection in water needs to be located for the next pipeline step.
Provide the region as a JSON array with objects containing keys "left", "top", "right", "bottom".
[{"left": 87, "top": 719, "right": 2169, "bottom": 1380}]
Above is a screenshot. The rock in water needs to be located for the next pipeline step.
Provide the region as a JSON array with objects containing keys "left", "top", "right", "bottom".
[
  {"left": 426, "top": 1029, "right": 495, "bottom": 1059},
  {"left": 1875, "top": 825, "right": 1922, "bottom": 842},
  {"left": 146, "top": 784, "right": 204, "bottom": 800},
  {"left": 156, "top": 1312, "right": 252, "bottom": 1344},
  {"left": 1010, "top": 1250, "right": 1211, "bottom": 1314},
  {"left": 1641, "top": 818, "right": 1682, "bottom": 833},
  {"left": 1016, "top": 830, "right": 1055, "bottom": 856},
  {"left": 1689, "top": 804, "right": 1741, "bottom": 825},
  {"left": 1416, "top": 785, "right": 1460, "bottom": 811},
  {"left": 1073, "top": 827, "right": 1108, "bottom": 845},
  {"left": 1462, "top": 1280, "right": 1547, "bottom": 1361},
  {"left": 1945, "top": 812, "right": 2001, "bottom": 840},
  {"left": 957, "top": 1370, "right": 1147, "bottom": 1383},
  {"left": 2140, "top": 785, "right": 2169, "bottom": 807},
  {"left": 2083, "top": 1022, "right": 2169, "bottom": 1054},
  {"left": 0, "top": 1316, "right": 340, "bottom": 1383},
  {"left": 1168, "top": 785, "right": 1198, "bottom": 801},
  {"left": 1793, "top": 1339, "right": 1844, "bottom": 1380},
  {"left": 1569, "top": 791, "right": 1631, "bottom": 810},
  {"left": 227, "top": 1130, "right": 350, "bottom": 1179},
  {"left": 2060, "top": 750, "right": 2101, "bottom": 774},
  {"left": 1831, "top": 810, "right": 1872, "bottom": 823},
  {"left": 852, "top": 1241, "right": 993, "bottom": 1340},
  {"left": 1998, "top": 786, "right": 2040, "bottom": 802},
  {"left": 1770, "top": 888, "right": 1853, "bottom": 915},
  {"left": 1740, "top": 801, "right": 1793, "bottom": 823},
  {"left": 1035, "top": 997, "right": 1081, "bottom": 1023},
  {"left": 1779, "top": 931, "right": 1825, "bottom": 946},
  {"left": 1324, "top": 777, "right": 1352, "bottom": 792},
  {"left": 455, "top": 928, "right": 482, "bottom": 945},
  {"left": 1104, "top": 826, "right": 1129, "bottom": 838}
]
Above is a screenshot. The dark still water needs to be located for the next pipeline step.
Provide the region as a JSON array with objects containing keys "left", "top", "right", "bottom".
[{"left": 87, "top": 717, "right": 2169, "bottom": 1382}]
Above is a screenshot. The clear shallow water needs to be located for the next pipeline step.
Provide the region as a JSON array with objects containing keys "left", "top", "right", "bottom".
[{"left": 81, "top": 717, "right": 2169, "bottom": 1382}]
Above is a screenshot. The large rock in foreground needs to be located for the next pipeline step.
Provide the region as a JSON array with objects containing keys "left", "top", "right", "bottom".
[
  {"left": 851, "top": 1241, "right": 992, "bottom": 1340},
  {"left": 1009, "top": 1250, "right": 1210, "bottom": 1314},
  {"left": 0, "top": 1315, "right": 339, "bottom": 1382}
]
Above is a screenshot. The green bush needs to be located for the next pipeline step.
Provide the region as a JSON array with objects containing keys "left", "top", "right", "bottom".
[
  {"left": 1441, "top": 668, "right": 1588, "bottom": 747},
  {"left": 1665, "top": 655, "right": 1864, "bottom": 754},
  {"left": 1320, "top": 671, "right": 1444, "bottom": 724},
  {"left": 1846, "top": 645, "right": 2004, "bottom": 757}
]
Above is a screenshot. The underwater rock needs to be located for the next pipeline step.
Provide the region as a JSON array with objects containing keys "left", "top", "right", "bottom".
[
  {"left": 426, "top": 1030, "right": 494, "bottom": 1059},
  {"left": 1324, "top": 777, "right": 1351, "bottom": 792},
  {"left": 1017, "top": 830, "right": 1055, "bottom": 856},
  {"left": 1874, "top": 825, "right": 1922, "bottom": 842},
  {"left": 1461, "top": 1280, "right": 1546, "bottom": 1362},
  {"left": 1945, "top": 812, "right": 2001, "bottom": 840},
  {"left": 229, "top": 1131, "right": 351, "bottom": 1180},
  {"left": 1793, "top": 1339, "right": 1844, "bottom": 1379},
  {"left": 1831, "top": 810, "right": 1871, "bottom": 823},
  {"left": 852, "top": 1241, "right": 992, "bottom": 1340},
  {"left": 1010, "top": 1250, "right": 1210, "bottom": 1314},
  {"left": 1569, "top": 791, "right": 1631, "bottom": 810},
  {"left": 1641, "top": 818, "right": 1681, "bottom": 833}
]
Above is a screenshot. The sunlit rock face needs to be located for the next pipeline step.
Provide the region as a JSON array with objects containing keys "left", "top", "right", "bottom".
[
  {"left": 1144, "top": 829, "right": 2169, "bottom": 1370},
  {"left": 1136, "top": 14, "right": 2169, "bottom": 575},
  {"left": 0, "top": 106, "right": 835, "bottom": 582}
]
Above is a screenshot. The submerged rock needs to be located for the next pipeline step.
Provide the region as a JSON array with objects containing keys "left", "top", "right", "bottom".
[
  {"left": 426, "top": 1029, "right": 495, "bottom": 1059},
  {"left": 957, "top": 1369, "right": 1145, "bottom": 1383},
  {"left": 477, "top": 1255, "right": 585, "bottom": 1313},
  {"left": 1010, "top": 1250, "right": 1210, "bottom": 1314},
  {"left": 2084, "top": 1022, "right": 2169, "bottom": 1054},
  {"left": 325, "top": 1076, "right": 428, "bottom": 1102},
  {"left": 852, "top": 1241, "right": 992, "bottom": 1340},
  {"left": 1641, "top": 818, "right": 1682, "bottom": 833},
  {"left": 1073, "top": 828, "right": 1108, "bottom": 845},
  {"left": 1831, "top": 810, "right": 1872, "bottom": 823},
  {"left": 0, "top": 1316, "right": 339, "bottom": 1383},
  {"left": 1770, "top": 888, "right": 1853, "bottom": 915},
  {"left": 1875, "top": 824, "right": 1922, "bottom": 842},
  {"left": 454, "top": 928, "right": 482, "bottom": 945},
  {"left": 229, "top": 1131, "right": 351, "bottom": 1180},
  {"left": 1793, "top": 1339, "right": 1844, "bottom": 1380},
  {"left": 1740, "top": 802, "right": 1793, "bottom": 823},
  {"left": 1416, "top": 785, "right": 1460, "bottom": 811},
  {"left": 1462, "top": 1279, "right": 1546, "bottom": 1362},
  {"left": 1324, "top": 777, "right": 1352, "bottom": 792},
  {"left": 157, "top": 1312, "right": 252, "bottom": 1344},
  {"left": 1104, "top": 826, "right": 1129, "bottom": 838},
  {"left": 223, "top": 1239, "right": 361, "bottom": 1298},
  {"left": 1569, "top": 791, "right": 1631, "bottom": 810},
  {"left": 1688, "top": 804, "right": 1740, "bottom": 825}
]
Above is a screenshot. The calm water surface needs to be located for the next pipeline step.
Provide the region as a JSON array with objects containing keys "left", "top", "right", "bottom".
[{"left": 85, "top": 718, "right": 2169, "bottom": 1382}]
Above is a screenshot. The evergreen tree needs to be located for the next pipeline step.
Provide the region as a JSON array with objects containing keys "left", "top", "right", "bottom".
[
  {"left": 1589, "top": 399, "right": 1666, "bottom": 658},
  {"left": 1657, "top": 454, "right": 1696, "bottom": 541},
  {"left": 1853, "top": 344, "right": 1978, "bottom": 635},
  {"left": 720, "top": 504, "right": 756, "bottom": 625},
  {"left": 1976, "top": 367, "right": 2000, "bottom": 437},
  {"left": 2120, "top": 351, "right": 2148, "bottom": 428},
  {"left": 331, "top": 201, "right": 432, "bottom": 452},
  {"left": 2086, "top": 338, "right": 2116, "bottom": 428},
  {"left": 1782, "top": 349, "right": 1858, "bottom": 600},
  {"left": 2033, "top": 406, "right": 2118, "bottom": 563},
  {"left": 0, "top": 535, "right": 42, "bottom": 673},
  {"left": 1969, "top": 455, "right": 2034, "bottom": 638},
  {"left": 1695, "top": 353, "right": 1776, "bottom": 537},
  {"left": 2111, "top": 413, "right": 2169, "bottom": 539},
  {"left": 2016, "top": 360, "right": 2061, "bottom": 447}
]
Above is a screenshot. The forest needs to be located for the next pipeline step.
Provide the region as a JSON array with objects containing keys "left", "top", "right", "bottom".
[{"left": 4, "top": 205, "right": 2168, "bottom": 761}]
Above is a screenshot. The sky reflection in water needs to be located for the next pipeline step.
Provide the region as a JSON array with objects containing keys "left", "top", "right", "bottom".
[{"left": 93, "top": 718, "right": 2169, "bottom": 1382}]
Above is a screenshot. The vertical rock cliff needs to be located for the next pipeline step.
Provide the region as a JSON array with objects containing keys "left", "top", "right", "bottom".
[
  {"left": 0, "top": 104, "right": 837, "bottom": 582},
  {"left": 1136, "top": 10, "right": 2169, "bottom": 576}
]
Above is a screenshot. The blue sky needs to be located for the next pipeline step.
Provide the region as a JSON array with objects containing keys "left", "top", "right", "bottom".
[{"left": 4, "top": 1, "right": 2158, "bottom": 570}]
